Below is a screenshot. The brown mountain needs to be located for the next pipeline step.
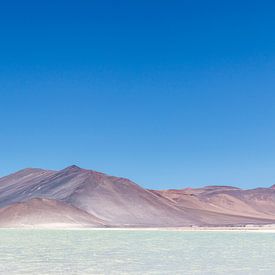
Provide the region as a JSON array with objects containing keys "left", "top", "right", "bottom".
[
  {"left": 0, "top": 166, "right": 199, "bottom": 227},
  {"left": 152, "top": 186, "right": 275, "bottom": 220},
  {"left": 0, "top": 165, "right": 275, "bottom": 228}
]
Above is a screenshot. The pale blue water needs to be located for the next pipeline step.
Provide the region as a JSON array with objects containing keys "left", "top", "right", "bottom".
[{"left": 0, "top": 230, "right": 275, "bottom": 274}]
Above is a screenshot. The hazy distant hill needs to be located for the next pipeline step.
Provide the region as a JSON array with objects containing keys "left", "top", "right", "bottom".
[{"left": 0, "top": 165, "right": 275, "bottom": 228}]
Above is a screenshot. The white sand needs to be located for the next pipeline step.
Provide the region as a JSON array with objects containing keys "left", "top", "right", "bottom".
[{"left": 2, "top": 224, "right": 275, "bottom": 232}]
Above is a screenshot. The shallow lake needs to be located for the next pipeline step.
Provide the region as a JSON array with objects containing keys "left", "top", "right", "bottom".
[{"left": 0, "top": 229, "right": 274, "bottom": 274}]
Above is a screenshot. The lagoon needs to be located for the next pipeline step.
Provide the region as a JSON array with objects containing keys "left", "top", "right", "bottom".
[{"left": 0, "top": 229, "right": 274, "bottom": 274}]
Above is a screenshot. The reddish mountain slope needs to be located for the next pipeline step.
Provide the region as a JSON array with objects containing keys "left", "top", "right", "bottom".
[
  {"left": 152, "top": 186, "right": 275, "bottom": 220},
  {"left": 0, "top": 168, "right": 56, "bottom": 207},
  {"left": 0, "top": 166, "right": 275, "bottom": 227},
  {"left": 0, "top": 166, "right": 199, "bottom": 226}
]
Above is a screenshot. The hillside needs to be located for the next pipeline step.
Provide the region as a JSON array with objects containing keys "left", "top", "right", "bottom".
[
  {"left": 0, "top": 198, "right": 106, "bottom": 228},
  {"left": 0, "top": 166, "right": 275, "bottom": 227}
]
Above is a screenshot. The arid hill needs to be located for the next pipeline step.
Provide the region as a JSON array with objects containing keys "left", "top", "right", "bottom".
[
  {"left": 152, "top": 185, "right": 275, "bottom": 220},
  {"left": 0, "top": 165, "right": 275, "bottom": 228},
  {"left": 0, "top": 198, "right": 106, "bottom": 228}
]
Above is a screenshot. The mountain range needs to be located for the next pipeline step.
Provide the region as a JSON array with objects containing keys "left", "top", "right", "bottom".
[{"left": 0, "top": 165, "right": 275, "bottom": 228}]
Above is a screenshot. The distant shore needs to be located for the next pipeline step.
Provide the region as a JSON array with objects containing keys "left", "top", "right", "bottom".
[{"left": 1, "top": 224, "right": 275, "bottom": 232}]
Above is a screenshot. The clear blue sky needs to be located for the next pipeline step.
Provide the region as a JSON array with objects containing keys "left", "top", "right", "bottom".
[{"left": 1, "top": 1, "right": 275, "bottom": 189}]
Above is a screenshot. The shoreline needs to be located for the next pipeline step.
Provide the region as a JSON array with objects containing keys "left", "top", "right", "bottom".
[{"left": 1, "top": 225, "right": 275, "bottom": 232}]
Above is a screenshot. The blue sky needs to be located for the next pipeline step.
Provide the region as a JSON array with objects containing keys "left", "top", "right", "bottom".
[{"left": 1, "top": 1, "right": 275, "bottom": 189}]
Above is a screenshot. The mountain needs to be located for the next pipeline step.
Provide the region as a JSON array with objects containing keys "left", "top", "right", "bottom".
[
  {"left": 0, "top": 165, "right": 275, "bottom": 228},
  {"left": 0, "top": 166, "right": 199, "bottom": 227},
  {"left": 152, "top": 186, "right": 275, "bottom": 220}
]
